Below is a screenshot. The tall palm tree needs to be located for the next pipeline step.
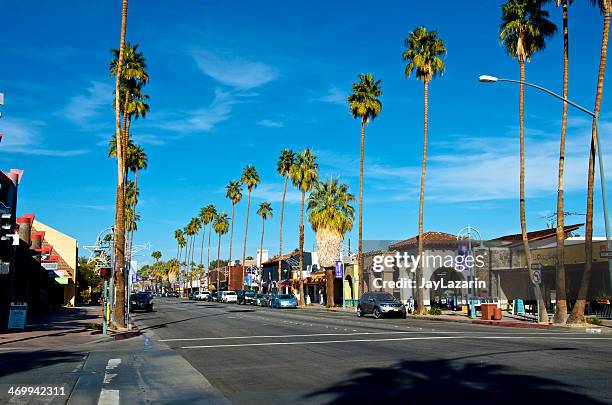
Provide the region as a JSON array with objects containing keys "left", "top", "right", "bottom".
[
  {"left": 152, "top": 251, "right": 162, "bottom": 262},
  {"left": 225, "top": 181, "right": 243, "bottom": 267},
  {"left": 111, "top": 0, "right": 129, "bottom": 328},
  {"left": 277, "top": 149, "right": 296, "bottom": 289},
  {"left": 568, "top": 0, "right": 611, "bottom": 323},
  {"left": 125, "top": 144, "right": 147, "bottom": 265},
  {"left": 127, "top": 144, "right": 147, "bottom": 197},
  {"left": 553, "top": 0, "right": 573, "bottom": 324},
  {"left": 291, "top": 149, "right": 319, "bottom": 306},
  {"left": 403, "top": 26, "right": 446, "bottom": 314},
  {"left": 199, "top": 204, "right": 218, "bottom": 272},
  {"left": 241, "top": 165, "right": 260, "bottom": 286},
  {"left": 307, "top": 178, "right": 355, "bottom": 308},
  {"left": 501, "top": 0, "right": 556, "bottom": 323},
  {"left": 214, "top": 212, "right": 230, "bottom": 292},
  {"left": 256, "top": 202, "right": 273, "bottom": 290},
  {"left": 186, "top": 217, "right": 201, "bottom": 292},
  {"left": 174, "top": 229, "right": 184, "bottom": 289},
  {"left": 110, "top": 43, "right": 149, "bottom": 160},
  {"left": 347, "top": 74, "right": 383, "bottom": 300}
]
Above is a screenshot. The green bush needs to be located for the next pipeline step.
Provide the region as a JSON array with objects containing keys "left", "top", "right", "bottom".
[
  {"left": 427, "top": 308, "right": 442, "bottom": 316},
  {"left": 587, "top": 316, "right": 602, "bottom": 326}
]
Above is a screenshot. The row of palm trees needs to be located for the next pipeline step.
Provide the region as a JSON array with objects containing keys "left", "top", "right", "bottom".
[{"left": 172, "top": 149, "right": 357, "bottom": 307}]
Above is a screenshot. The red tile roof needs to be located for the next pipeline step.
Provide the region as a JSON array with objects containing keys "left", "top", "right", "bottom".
[
  {"left": 492, "top": 223, "right": 583, "bottom": 242},
  {"left": 389, "top": 231, "right": 458, "bottom": 250}
]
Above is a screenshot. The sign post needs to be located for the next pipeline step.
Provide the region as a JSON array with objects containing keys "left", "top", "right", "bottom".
[{"left": 335, "top": 261, "right": 344, "bottom": 307}]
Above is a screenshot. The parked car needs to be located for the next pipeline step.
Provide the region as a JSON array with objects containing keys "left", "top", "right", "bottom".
[
  {"left": 253, "top": 293, "right": 265, "bottom": 306},
  {"left": 194, "top": 291, "right": 209, "bottom": 301},
  {"left": 237, "top": 290, "right": 256, "bottom": 305},
  {"left": 129, "top": 292, "right": 153, "bottom": 312},
  {"left": 260, "top": 293, "right": 277, "bottom": 307},
  {"left": 357, "top": 292, "right": 406, "bottom": 319},
  {"left": 208, "top": 292, "right": 218, "bottom": 302},
  {"left": 271, "top": 294, "right": 297, "bottom": 309},
  {"left": 220, "top": 291, "right": 238, "bottom": 303}
]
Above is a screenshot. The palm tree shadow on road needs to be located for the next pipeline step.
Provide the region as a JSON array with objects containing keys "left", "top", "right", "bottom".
[{"left": 304, "top": 352, "right": 604, "bottom": 404}]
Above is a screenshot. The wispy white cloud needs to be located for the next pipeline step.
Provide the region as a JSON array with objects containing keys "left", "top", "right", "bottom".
[
  {"left": 60, "top": 81, "right": 113, "bottom": 126},
  {"left": 315, "top": 86, "right": 345, "bottom": 105},
  {"left": 72, "top": 203, "right": 115, "bottom": 211},
  {"left": 156, "top": 88, "right": 237, "bottom": 132},
  {"left": 316, "top": 118, "right": 611, "bottom": 204},
  {"left": 258, "top": 119, "right": 284, "bottom": 128},
  {"left": 251, "top": 183, "right": 301, "bottom": 204},
  {"left": 192, "top": 50, "right": 277, "bottom": 89},
  {"left": 0, "top": 119, "right": 88, "bottom": 157}
]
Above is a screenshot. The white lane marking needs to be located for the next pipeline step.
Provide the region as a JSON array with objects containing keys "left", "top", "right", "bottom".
[
  {"left": 106, "top": 358, "right": 121, "bottom": 370},
  {"left": 179, "top": 335, "right": 612, "bottom": 349},
  {"left": 160, "top": 330, "right": 586, "bottom": 342},
  {"left": 98, "top": 389, "right": 120, "bottom": 405}
]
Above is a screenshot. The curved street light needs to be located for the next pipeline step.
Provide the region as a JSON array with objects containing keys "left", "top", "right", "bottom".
[{"left": 479, "top": 74, "right": 612, "bottom": 296}]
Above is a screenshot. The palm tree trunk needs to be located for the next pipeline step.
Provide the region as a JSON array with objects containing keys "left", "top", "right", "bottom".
[
  {"left": 358, "top": 118, "right": 366, "bottom": 298},
  {"left": 278, "top": 174, "right": 289, "bottom": 291},
  {"left": 519, "top": 59, "right": 549, "bottom": 323},
  {"left": 112, "top": 0, "right": 129, "bottom": 329},
  {"left": 554, "top": 0, "right": 570, "bottom": 324},
  {"left": 242, "top": 191, "right": 252, "bottom": 289},
  {"left": 217, "top": 234, "right": 221, "bottom": 292},
  {"left": 568, "top": 2, "right": 610, "bottom": 323},
  {"left": 299, "top": 191, "right": 306, "bottom": 307},
  {"left": 416, "top": 81, "right": 429, "bottom": 315},
  {"left": 229, "top": 204, "right": 235, "bottom": 264},
  {"left": 200, "top": 224, "right": 206, "bottom": 268},
  {"left": 207, "top": 224, "right": 212, "bottom": 286},
  {"left": 259, "top": 217, "right": 265, "bottom": 291}
]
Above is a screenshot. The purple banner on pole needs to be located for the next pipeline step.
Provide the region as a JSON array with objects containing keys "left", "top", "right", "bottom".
[{"left": 334, "top": 261, "right": 343, "bottom": 279}]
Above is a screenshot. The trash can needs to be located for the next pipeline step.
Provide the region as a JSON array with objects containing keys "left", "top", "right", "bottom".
[
  {"left": 493, "top": 307, "right": 502, "bottom": 320},
  {"left": 481, "top": 303, "right": 496, "bottom": 320}
]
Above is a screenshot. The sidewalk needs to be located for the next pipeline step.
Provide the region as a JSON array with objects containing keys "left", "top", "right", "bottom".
[
  {"left": 312, "top": 305, "right": 609, "bottom": 331},
  {"left": 0, "top": 305, "right": 105, "bottom": 349}
]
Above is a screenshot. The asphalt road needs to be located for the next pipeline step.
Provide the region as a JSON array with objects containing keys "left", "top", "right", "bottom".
[{"left": 132, "top": 298, "right": 612, "bottom": 404}]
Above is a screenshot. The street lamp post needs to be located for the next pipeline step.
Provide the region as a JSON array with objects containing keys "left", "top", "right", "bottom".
[{"left": 479, "top": 75, "right": 612, "bottom": 298}]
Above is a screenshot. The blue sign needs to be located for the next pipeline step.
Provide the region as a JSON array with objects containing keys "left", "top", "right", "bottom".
[
  {"left": 334, "top": 261, "right": 343, "bottom": 279},
  {"left": 514, "top": 299, "right": 525, "bottom": 315}
]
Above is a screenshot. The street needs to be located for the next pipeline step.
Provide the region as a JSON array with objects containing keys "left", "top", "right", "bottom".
[{"left": 131, "top": 298, "right": 612, "bottom": 404}]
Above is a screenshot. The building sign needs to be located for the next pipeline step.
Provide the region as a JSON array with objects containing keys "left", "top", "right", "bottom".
[
  {"left": 53, "top": 269, "right": 66, "bottom": 277},
  {"left": 8, "top": 302, "right": 27, "bottom": 329},
  {"left": 55, "top": 277, "right": 69, "bottom": 285},
  {"left": 41, "top": 262, "right": 58, "bottom": 271},
  {"left": 334, "top": 261, "right": 343, "bottom": 279}
]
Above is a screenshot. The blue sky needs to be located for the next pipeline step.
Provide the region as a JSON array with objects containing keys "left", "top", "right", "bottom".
[{"left": 1, "top": 0, "right": 610, "bottom": 266}]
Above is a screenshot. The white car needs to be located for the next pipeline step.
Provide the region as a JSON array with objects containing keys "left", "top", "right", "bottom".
[
  {"left": 195, "top": 291, "right": 209, "bottom": 301},
  {"left": 220, "top": 291, "right": 237, "bottom": 303}
]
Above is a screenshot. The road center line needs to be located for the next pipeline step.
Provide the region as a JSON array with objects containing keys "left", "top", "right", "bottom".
[
  {"left": 97, "top": 389, "right": 119, "bottom": 405},
  {"left": 160, "top": 330, "right": 587, "bottom": 342},
  {"left": 179, "top": 335, "right": 612, "bottom": 349}
]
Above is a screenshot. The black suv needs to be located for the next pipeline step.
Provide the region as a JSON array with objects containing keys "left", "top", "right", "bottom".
[
  {"left": 130, "top": 292, "right": 153, "bottom": 312},
  {"left": 237, "top": 290, "right": 256, "bottom": 305},
  {"left": 357, "top": 292, "right": 406, "bottom": 319}
]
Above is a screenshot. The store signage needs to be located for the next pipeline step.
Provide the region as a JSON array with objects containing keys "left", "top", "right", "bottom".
[
  {"left": 41, "top": 262, "right": 58, "bottom": 271},
  {"left": 55, "top": 277, "right": 69, "bottom": 285},
  {"left": 0, "top": 262, "right": 9, "bottom": 275},
  {"left": 600, "top": 250, "right": 612, "bottom": 258},
  {"left": 8, "top": 302, "right": 27, "bottom": 329}
]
